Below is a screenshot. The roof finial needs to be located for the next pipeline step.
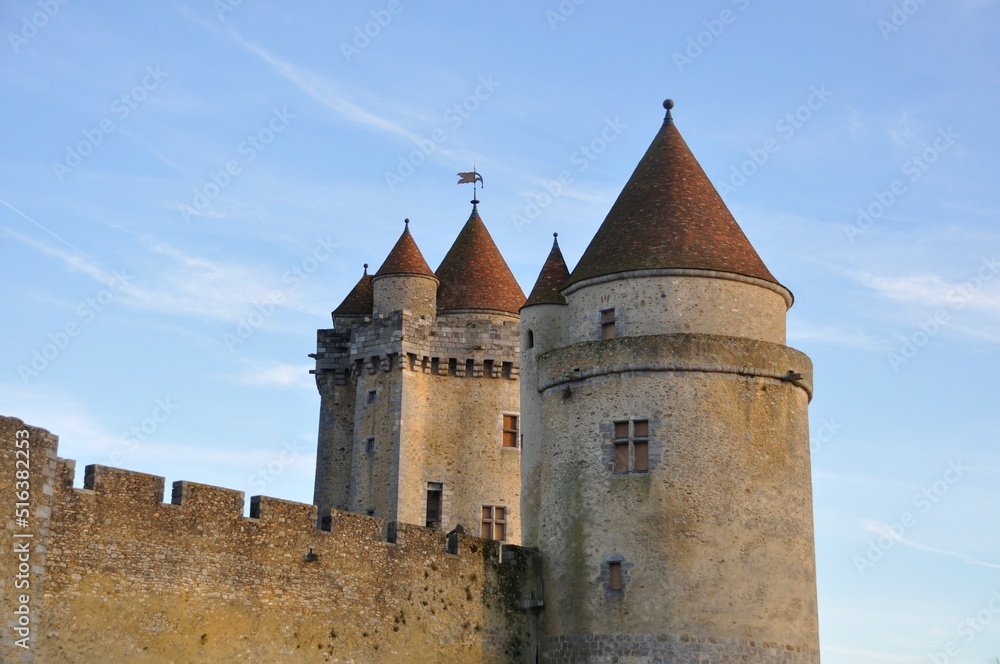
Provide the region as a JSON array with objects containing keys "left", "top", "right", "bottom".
[
  {"left": 404, "top": 218, "right": 410, "bottom": 228},
  {"left": 363, "top": 263, "right": 369, "bottom": 275},
  {"left": 553, "top": 232, "right": 559, "bottom": 247},
  {"left": 663, "top": 98, "right": 675, "bottom": 125}
]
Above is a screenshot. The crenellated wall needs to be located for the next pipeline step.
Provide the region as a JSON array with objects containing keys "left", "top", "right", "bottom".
[{"left": 0, "top": 416, "right": 540, "bottom": 664}]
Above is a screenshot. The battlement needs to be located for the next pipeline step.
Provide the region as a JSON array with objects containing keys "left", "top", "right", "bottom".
[
  {"left": 315, "top": 309, "right": 521, "bottom": 383},
  {"left": 1, "top": 415, "right": 539, "bottom": 663}
]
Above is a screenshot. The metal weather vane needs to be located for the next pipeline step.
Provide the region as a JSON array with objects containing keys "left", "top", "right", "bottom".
[{"left": 457, "top": 168, "right": 484, "bottom": 202}]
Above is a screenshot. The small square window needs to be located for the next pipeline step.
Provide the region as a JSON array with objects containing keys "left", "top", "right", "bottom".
[
  {"left": 367, "top": 389, "right": 377, "bottom": 404},
  {"left": 481, "top": 505, "right": 507, "bottom": 542},
  {"left": 611, "top": 419, "right": 651, "bottom": 474},
  {"left": 366, "top": 437, "right": 376, "bottom": 454}
]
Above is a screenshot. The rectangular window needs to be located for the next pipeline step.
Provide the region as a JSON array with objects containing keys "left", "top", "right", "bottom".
[
  {"left": 609, "top": 561, "right": 623, "bottom": 591},
  {"left": 426, "top": 483, "right": 442, "bottom": 527},
  {"left": 502, "top": 414, "right": 519, "bottom": 448},
  {"left": 466, "top": 359, "right": 475, "bottom": 376},
  {"left": 600, "top": 308, "right": 616, "bottom": 340},
  {"left": 366, "top": 389, "right": 377, "bottom": 404},
  {"left": 431, "top": 357, "right": 440, "bottom": 375},
  {"left": 501, "top": 361, "right": 513, "bottom": 379},
  {"left": 481, "top": 505, "right": 507, "bottom": 541},
  {"left": 612, "top": 419, "right": 650, "bottom": 473},
  {"left": 484, "top": 359, "right": 494, "bottom": 377},
  {"left": 448, "top": 358, "right": 458, "bottom": 376},
  {"left": 365, "top": 437, "right": 376, "bottom": 454}
]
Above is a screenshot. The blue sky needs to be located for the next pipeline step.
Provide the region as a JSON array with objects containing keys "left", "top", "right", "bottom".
[{"left": 3, "top": 1, "right": 999, "bottom": 661}]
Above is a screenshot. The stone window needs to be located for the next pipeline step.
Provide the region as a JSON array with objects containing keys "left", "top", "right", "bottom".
[
  {"left": 526, "top": 329, "right": 534, "bottom": 349},
  {"left": 601, "top": 554, "right": 631, "bottom": 594},
  {"left": 502, "top": 414, "right": 519, "bottom": 448},
  {"left": 431, "top": 357, "right": 440, "bottom": 374},
  {"left": 448, "top": 358, "right": 457, "bottom": 376},
  {"left": 613, "top": 419, "right": 649, "bottom": 473},
  {"left": 366, "top": 389, "right": 377, "bottom": 404},
  {"left": 466, "top": 358, "right": 475, "bottom": 376},
  {"left": 501, "top": 361, "right": 513, "bottom": 379},
  {"left": 608, "top": 562, "right": 622, "bottom": 591},
  {"left": 365, "top": 437, "right": 376, "bottom": 454},
  {"left": 600, "top": 308, "right": 616, "bottom": 339},
  {"left": 484, "top": 359, "right": 494, "bottom": 377},
  {"left": 481, "top": 505, "right": 507, "bottom": 541},
  {"left": 426, "top": 482, "right": 443, "bottom": 528}
]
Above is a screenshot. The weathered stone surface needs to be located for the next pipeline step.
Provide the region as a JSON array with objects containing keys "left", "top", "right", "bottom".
[{"left": 0, "top": 415, "right": 540, "bottom": 663}]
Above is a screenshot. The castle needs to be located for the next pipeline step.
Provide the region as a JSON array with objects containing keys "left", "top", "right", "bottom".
[{"left": 1, "top": 101, "right": 820, "bottom": 663}]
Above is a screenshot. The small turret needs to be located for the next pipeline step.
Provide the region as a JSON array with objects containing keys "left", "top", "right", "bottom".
[
  {"left": 435, "top": 202, "right": 525, "bottom": 317},
  {"left": 371, "top": 219, "right": 438, "bottom": 319},
  {"left": 332, "top": 264, "right": 373, "bottom": 329}
]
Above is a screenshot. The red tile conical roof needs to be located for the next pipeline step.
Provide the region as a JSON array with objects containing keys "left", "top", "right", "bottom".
[
  {"left": 523, "top": 233, "right": 570, "bottom": 308},
  {"left": 435, "top": 204, "right": 526, "bottom": 315},
  {"left": 564, "top": 100, "right": 779, "bottom": 289},
  {"left": 374, "top": 220, "right": 435, "bottom": 278},
  {"left": 333, "top": 265, "right": 373, "bottom": 316}
]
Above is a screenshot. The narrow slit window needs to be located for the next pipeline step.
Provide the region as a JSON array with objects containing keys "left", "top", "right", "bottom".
[
  {"left": 526, "top": 329, "right": 534, "bottom": 349},
  {"left": 502, "top": 414, "right": 519, "bottom": 448},
  {"left": 426, "top": 483, "right": 442, "bottom": 528},
  {"left": 600, "top": 308, "right": 617, "bottom": 340},
  {"left": 366, "top": 437, "right": 376, "bottom": 454},
  {"left": 609, "top": 561, "right": 623, "bottom": 591}
]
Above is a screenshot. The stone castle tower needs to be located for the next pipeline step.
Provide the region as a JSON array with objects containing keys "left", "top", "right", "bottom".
[
  {"left": 312, "top": 206, "right": 526, "bottom": 543},
  {"left": 519, "top": 101, "right": 820, "bottom": 662}
]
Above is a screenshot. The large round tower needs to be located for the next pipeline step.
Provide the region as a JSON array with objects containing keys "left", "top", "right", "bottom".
[{"left": 520, "top": 101, "right": 820, "bottom": 662}]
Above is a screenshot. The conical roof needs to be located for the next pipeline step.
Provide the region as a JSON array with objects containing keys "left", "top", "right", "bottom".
[
  {"left": 435, "top": 204, "right": 526, "bottom": 314},
  {"left": 563, "top": 100, "right": 778, "bottom": 289},
  {"left": 333, "top": 265, "right": 373, "bottom": 315},
  {"left": 374, "top": 220, "right": 435, "bottom": 278},
  {"left": 523, "top": 233, "right": 570, "bottom": 307}
]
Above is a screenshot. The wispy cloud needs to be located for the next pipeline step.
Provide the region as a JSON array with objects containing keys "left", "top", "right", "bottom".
[
  {"left": 865, "top": 520, "right": 1000, "bottom": 570},
  {"left": 227, "top": 361, "right": 313, "bottom": 390},
  {"left": 227, "top": 32, "right": 421, "bottom": 144}
]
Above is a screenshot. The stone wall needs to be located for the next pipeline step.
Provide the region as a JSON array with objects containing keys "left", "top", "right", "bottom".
[{"left": 0, "top": 416, "right": 540, "bottom": 664}]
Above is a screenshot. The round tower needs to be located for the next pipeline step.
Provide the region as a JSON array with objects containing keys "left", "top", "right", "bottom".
[
  {"left": 522, "top": 101, "right": 820, "bottom": 662},
  {"left": 371, "top": 219, "right": 438, "bottom": 318}
]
